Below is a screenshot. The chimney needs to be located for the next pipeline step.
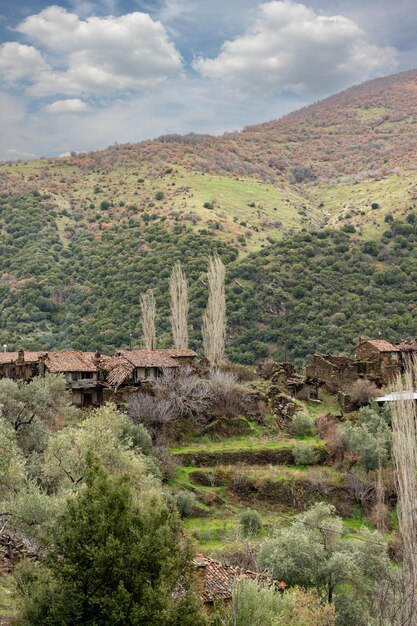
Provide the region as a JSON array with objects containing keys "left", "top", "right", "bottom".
[
  {"left": 38, "top": 353, "right": 47, "bottom": 377},
  {"left": 17, "top": 349, "right": 24, "bottom": 364}
]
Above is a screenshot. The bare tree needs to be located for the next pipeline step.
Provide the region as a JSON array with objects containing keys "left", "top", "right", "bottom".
[
  {"left": 140, "top": 289, "right": 156, "bottom": 350},
  {"left": 390, "top": 358, "right": 417, "bottom": 624},
  {"left": 202, "top": 253, "right": 226, "bottom": 366},
  {"left": 169, "top": 261, "right": 189, "bottom": 350}
]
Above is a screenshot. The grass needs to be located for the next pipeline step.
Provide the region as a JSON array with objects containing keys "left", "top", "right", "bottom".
[
  {"left": 0, "top": 575, "right": 17, "bottom": 620},
  {"left": 309, "top": 170, "right": 417, "bottom": 239},
  {"left": 304, "top": 393, "right": 342, "bottom": 420},
  {"left": 170, "top": 435, "right": 323, "bottom": 455},
  {"left": 355, "top": 106, "right": 388, "bottom": 122}
]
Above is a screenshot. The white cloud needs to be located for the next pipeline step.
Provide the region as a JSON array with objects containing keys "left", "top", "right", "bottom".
[
  {"left": 14, "top": 6, "right": 183, "bottom": 97},
  {"left": 0, "top": 42, "right": 49, "bottom": 84},
  {"left": 195, "top": 0, "right": 398, "bottom": 95},
  {"left": 45, "top": 98, "right": 89, "bottom": 113}
]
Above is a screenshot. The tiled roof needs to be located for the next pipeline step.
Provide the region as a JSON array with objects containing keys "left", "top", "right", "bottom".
[
  {"left": 359, "top": 339, "right": 400, "bottom": 352},
  {"left": 156, "top": 349, "right": 197, "bottom": 358},
  {"left": 0, "top": 351, "right": 42, "bottom": 364},
  {"left": 102, "top": 355, "right": 134, "bottom": 388},
  {"left": 193, "top": 555, "right": 286, "bottom": 603},
  {"left": 396, "top": 340, "right": 417, "bottom": 352},
  {"left": 119, "top": 349, "right": 180, "bottom": 369},
  {"left": 45, "top": 351, "right": 99, "bottom": 373}
]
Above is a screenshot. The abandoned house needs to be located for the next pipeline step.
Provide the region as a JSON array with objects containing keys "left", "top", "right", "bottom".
[
  {"left": 353, "top": 339, "right": 402, "bottom": 383},
  {"left": 193, "top": 554, "right": 286, "bottom": 610},
  {"left": 305, "top": 338, "right": 409, "bottom": 394},
  {"left": 40, "top": 351, "right": 104, "bottom": 408},
  {"left": 0, "top": 350, "right": 42, "bottom": 382}
]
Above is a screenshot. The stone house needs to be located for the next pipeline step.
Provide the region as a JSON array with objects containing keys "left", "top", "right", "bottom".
[
  {"left": 0, "top": 350, "right": 42, "bottom": 382},
  {"left": 353, "top": 339, "right": 401, "bottom": 384},
  {"left": 0, "top": 346, "right": 198, "bottom": 407},
  {"left": 40, "top": 351, "right": 104, "bottom": 408}
]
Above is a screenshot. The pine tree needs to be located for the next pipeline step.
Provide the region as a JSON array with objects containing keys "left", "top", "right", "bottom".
[{"left": 16, "top": 457, "right": 205, "bottom": 626}]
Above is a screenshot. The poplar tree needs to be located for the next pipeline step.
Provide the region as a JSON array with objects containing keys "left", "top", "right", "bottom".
[
  {"left": 391, "top": 359, "right": 417, "bottom": 624},
  {"left": 140, "top": 289, "right": 156, "bottom": 351},
  {"left": 202, "top": 254, "right": 226, "bottom": 366},
  {"left": 170, "top": 261, "right": 189, "bottom": 350}
]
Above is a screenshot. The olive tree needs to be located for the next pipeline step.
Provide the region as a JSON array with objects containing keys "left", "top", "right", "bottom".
[{"left": 258, "top": 503, "right": 390, "bottom": 624}]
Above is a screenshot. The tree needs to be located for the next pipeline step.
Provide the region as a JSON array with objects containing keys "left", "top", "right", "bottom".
[
  {"left": 140, "top": 289, "right": 156, "bottom": 350},
  {"left": 0, "top": 374, "right": 75, "bottom": 457},
  {"left": 221, "top": 577, "right": 336, "bottom": 626},
  {"left": 258, "top": 503, "right": 390, "bottom": 623},
  {"left": 170, "top": 261, "right": 189, "bottom": 350},
  {"left": 390, "top": 359, "right": 417, "bottom": 624},
  {"left": 202, "top": 254, "right": 226, "bottom": 366},
  {"left": 42, "top": 404, "right": 153, "bottom": 494},
  {"left": 343, "top": 403, "right": 392, "bottom": 472},
  {"left": 0, "top": 418, "right": 25, "bottom": 499},
  {"left": 15, "top": 457, "right": 205, "bottom": 626}
]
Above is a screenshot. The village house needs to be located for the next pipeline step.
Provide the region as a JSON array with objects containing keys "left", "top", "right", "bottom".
[
  {"left": 353, "top": 339, "right": 401, "bottom": 383},
  {"left": 39, "top": 351, "right": 104, "bottom": 408},
  {"left": 0, "top": 349, "right": 41, "bottom": 382},
  {"left": 0, "top": 347, "right": 199, "bottom": 406},
  {"left": 193, "top": 554, "right": 286, "bottom": 610},
  {"left": 101, "top": 348, "right": 198, "bottom": 395},
  {"left": 305, "top": 337, "right": 413, "bottom": 394}
]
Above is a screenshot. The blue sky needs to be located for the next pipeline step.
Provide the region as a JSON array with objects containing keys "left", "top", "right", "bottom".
[{"left": 0, "top": 0, "right": 415, "bottom": 160}]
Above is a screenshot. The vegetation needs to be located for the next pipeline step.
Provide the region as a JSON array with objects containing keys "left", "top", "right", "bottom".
[
  {"left": 14, "top": 457, "right": 204, "bottom": 626},
  {"left": 4, "top": 191, "right": 417, "bottom": 365}
]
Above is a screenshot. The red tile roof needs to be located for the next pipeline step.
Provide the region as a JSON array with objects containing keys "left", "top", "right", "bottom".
[
  {"left": 156, "top": 349, "right": 197, "bottom": 358},
  {"left": 44, "top": 351, "right": 99, "bottom": 373},
  {"left": 0, "top": 351, "right": 42, "bottom": 364},
  {"left": 359, "top": 339, "right": 400, "bottom": 352},
  {"left": 193, "top": 555, "right": 286, "bottom": 604},
  {"left": 119, "top": 349, "right": 180, "bottom": 369},
  {"left": 101, "top": 355, "right": 134, "bottom": 388}
]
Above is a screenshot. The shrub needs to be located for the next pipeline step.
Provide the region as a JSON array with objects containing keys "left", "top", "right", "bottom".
[
  {"left": 155, "top": 191, "right": 164, "bottom": 201},
  {"left": 293, "top": 443, "right": 319, "bottom": 465},
  {"left": 240, "top": 509, "right": 262, "bottom": 536},
  {"left": 176, "top": 491, "right": 196, "bottom": 518},
  {"left": 349, "top": 379, "right": 379, "bottom": 407},
  {"left": 291, "top": 413, "right": 316, "bottom": 437},
  {"left": 220, "top": 362, "right": 257, "bottom": 382}
]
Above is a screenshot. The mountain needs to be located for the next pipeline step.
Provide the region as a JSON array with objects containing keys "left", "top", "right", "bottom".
[{"left": 1, "top": 69, "right": 417, "bottom": 362}]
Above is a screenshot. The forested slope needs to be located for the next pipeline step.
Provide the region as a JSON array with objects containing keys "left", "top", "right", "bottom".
[{"left": 2, "top": 191, "right": 417, "bottom": 364}]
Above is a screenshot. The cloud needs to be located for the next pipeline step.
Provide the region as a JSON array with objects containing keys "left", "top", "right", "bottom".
[
  {"left": 13, "top": 6, "right": 182, "bottom": 97},
  {"left": 195, "top": 0, "right": 398, "bottom": 95},
  {"left": 45, "top": 98, "right": 89, "bottom": 113},
  {"left": 0, "top": 42, "right": 49, "bottom": 84}
]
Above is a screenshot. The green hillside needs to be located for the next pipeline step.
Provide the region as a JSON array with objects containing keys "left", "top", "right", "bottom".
[
  {"left": 3, "top": 70, "right": 417, "bottom": 359},
  {"left": 2, "top": 190, "right": 417, "bottom": 363}
]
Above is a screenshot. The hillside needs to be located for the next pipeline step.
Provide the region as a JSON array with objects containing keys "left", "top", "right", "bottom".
[{"left": 2, "top": 69, "right": 417, "bottom": 361}]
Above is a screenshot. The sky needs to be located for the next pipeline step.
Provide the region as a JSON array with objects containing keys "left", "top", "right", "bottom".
[{"left": 0, "top": 0, "right": 415, "bottom": 160}]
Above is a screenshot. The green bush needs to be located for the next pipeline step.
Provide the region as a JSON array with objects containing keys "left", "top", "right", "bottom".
[
  {"left": 293, "top": 443, "right": 319, "bottom": 465},
  {"left": 176, "top": 491, "right": 196, "bottom": 518},
  {"left": 291, "top": 413, "right": 316, "bottom": 438},
  {"left": 240, "top": 509, "right": 262, "bottom": 536}
]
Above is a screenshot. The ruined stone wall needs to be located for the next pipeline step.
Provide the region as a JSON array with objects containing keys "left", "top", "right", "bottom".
[{"left": 305, "top": 355, "right": 359, "bottom": 393}]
